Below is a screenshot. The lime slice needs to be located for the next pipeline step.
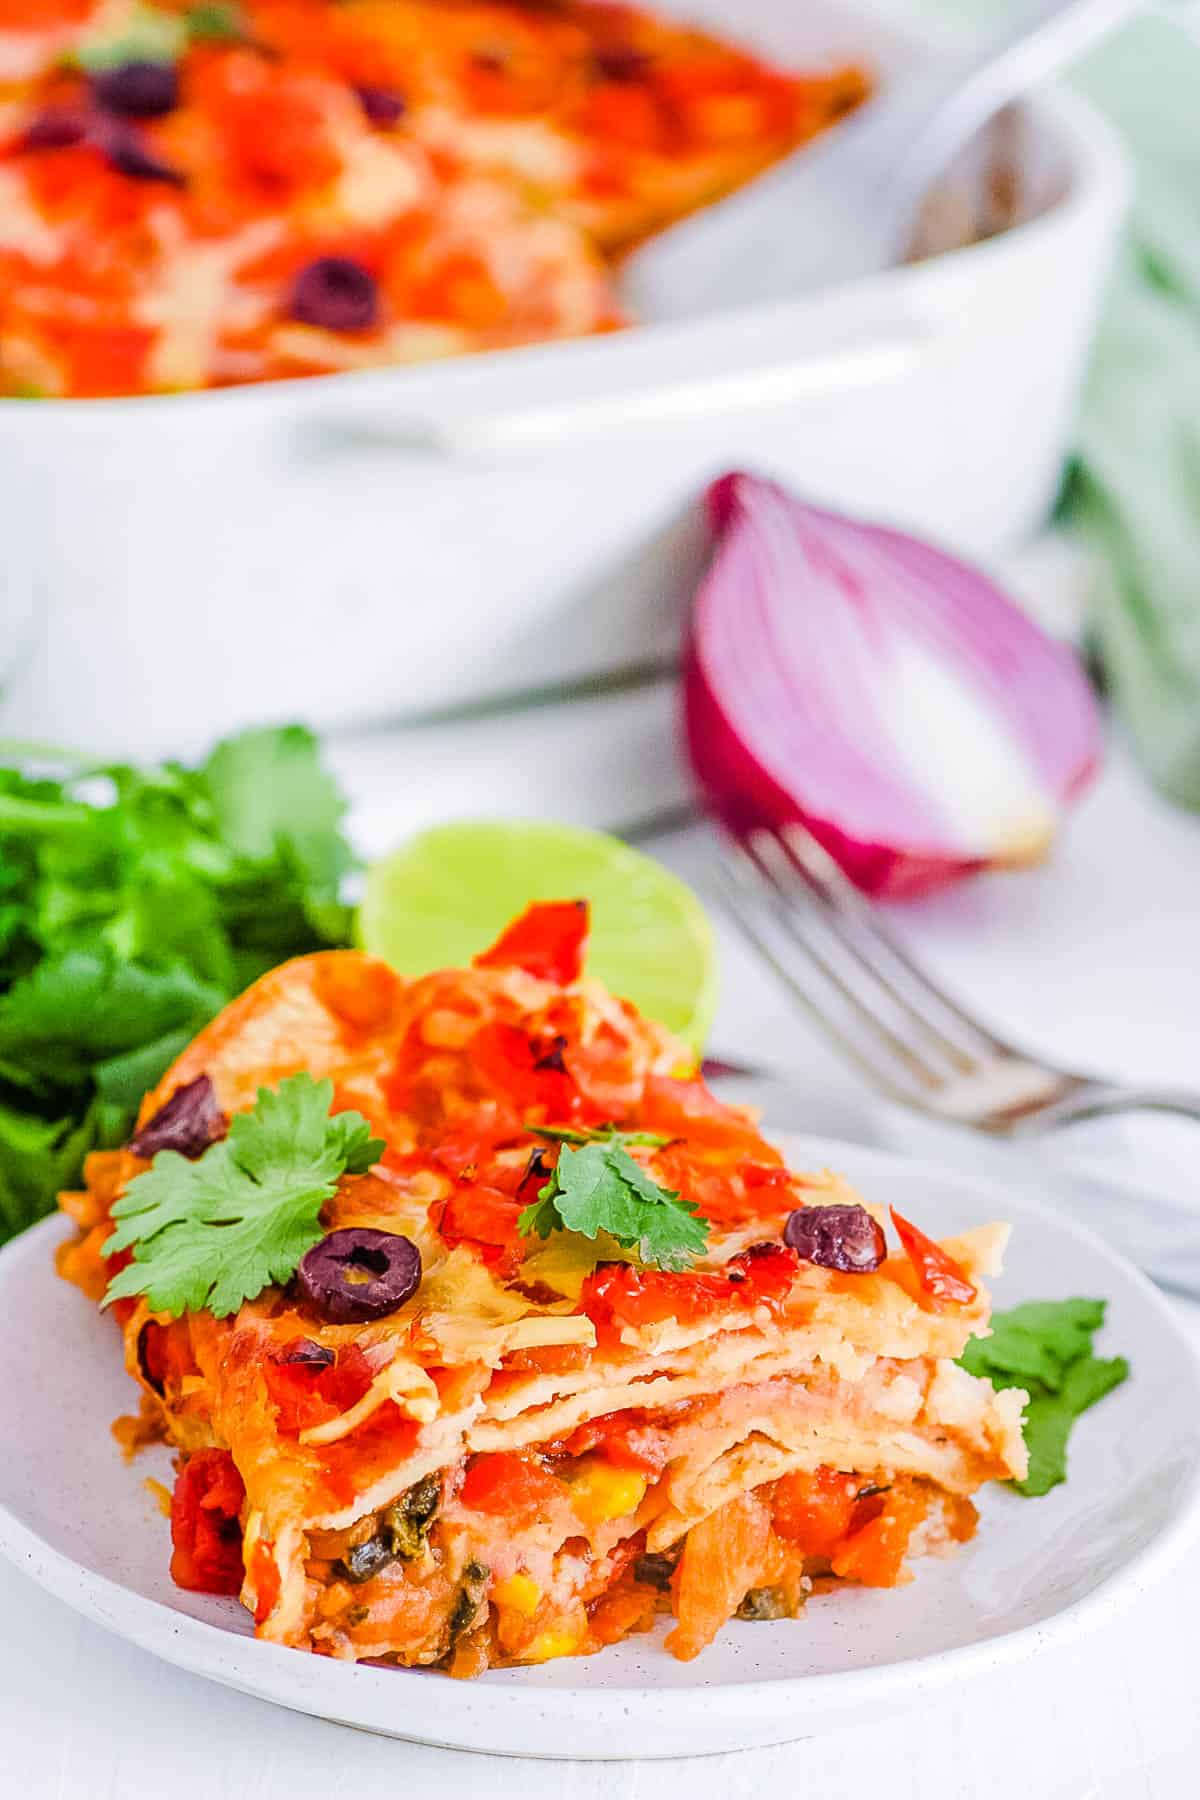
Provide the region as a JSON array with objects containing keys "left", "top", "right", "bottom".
[{"left": 357, "top": 821, "right": 717, "bottom": 1052}]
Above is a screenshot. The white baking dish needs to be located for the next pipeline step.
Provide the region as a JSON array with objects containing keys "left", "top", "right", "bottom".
[{"left": 0, "top": 0, "right": 1129, "bottom": 756}]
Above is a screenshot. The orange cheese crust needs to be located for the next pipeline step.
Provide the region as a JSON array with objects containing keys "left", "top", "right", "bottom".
[
  {"left": 57, "top": 925, "right": 1025, "bottom": 1673},
  {"left": 0, "top": 1, "right": 869, "bottom": 396}
]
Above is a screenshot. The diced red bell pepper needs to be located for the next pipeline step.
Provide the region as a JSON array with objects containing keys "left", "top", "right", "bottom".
[
  {"left": 436, "top": 1183, "right": 526, "bottom": 1256},
  {"left": 249, "top": 1538, "right": 282, "bottom": 1625},
  {"left": 889, "top": 1208, "right": 977, "bottom": 1308},
  {"left": 560, "top": 1410, "right": 673, "bottom": 1478},
  {"left": 469, "top": 1020, "right": 581, "bottom": 1119},
  {"left": 723, "top": 1240, "right": 800, "bottom": 1307},
  {"left": 459, "top": 1452, "right": 564, "bottom": 1524},
  {"left": 582, "top": 1263, "right": 728, "bottom": 1331},
  {"left": 831, "top": 1484, "right": 931, "bottom": 1587},
  {"left": 770, "top": 1466, "right": 861, "bottom": 1557},
  {"left": 474, "top": 900, "right": 590, "bottom": 985},
  {"left": 581, "top": 1242, "right": 798, "bottom": 1334},
  {"left": 169, "top": 1448, "right": 246, "bottom": 1596},
  {"left": 262, "top": 1341, "right": 375, "bottom": 1434}
]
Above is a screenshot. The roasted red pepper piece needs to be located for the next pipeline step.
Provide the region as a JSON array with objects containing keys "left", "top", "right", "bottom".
[
  {"left": 169, "top": 1448, "right": 246, "bottom": 1596},
  {"left": 889, "top": 1208, "right": 977, "bottom": 1308},
  {"left": 474, "top": 900, "right": 590, "bottom": 985}
]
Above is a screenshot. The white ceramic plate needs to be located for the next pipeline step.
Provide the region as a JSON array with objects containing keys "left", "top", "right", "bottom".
[{"left": 2, "top": 1136, "right": 1198, "bottom": 1759}]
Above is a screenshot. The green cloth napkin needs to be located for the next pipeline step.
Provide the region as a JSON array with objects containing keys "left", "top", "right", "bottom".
[
  {"left": 926, "top": 6, "right": 1200, "bottom": 805},
  {"left": 1064, "top": 15, "right": 1200, "bottom": 806}
]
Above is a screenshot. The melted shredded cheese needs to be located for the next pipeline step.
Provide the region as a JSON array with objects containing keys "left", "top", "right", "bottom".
[{"left": 298, "top": 1354, "right": 441, "bottom": 1448}]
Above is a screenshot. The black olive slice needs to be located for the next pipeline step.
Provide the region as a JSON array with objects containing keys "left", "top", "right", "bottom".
[
  {"left": 296, "top": 1228, "right": 422, "bottom": 1325},
  {"left": 784, "top": 1203, "right": 886, "bottom": 1274},
  {"left": 130, "top": 1074, "right": 226, "bottom": 1160}
]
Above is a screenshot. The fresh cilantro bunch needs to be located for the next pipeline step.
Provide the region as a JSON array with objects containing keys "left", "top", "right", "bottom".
[
  {"left": 103, "top": 1073, "right": 383, "bottom": 1319},
  {"left": 0, "top": 726, "right": 353, "bottom": 1243},
  {"left": 959, "top": 1298, "right": 1129, "bottom": 1497},
  {"left": 518, "top": 1126, "right": 709, "bottom": 1271}
]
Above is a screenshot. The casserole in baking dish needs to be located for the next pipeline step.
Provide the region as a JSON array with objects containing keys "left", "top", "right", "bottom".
[
  {"left": 0, "top": 0, "right": 868, "bottom": 397},
  {"left": 0, "top": 0, "right": 1129, "bottom": 753}
]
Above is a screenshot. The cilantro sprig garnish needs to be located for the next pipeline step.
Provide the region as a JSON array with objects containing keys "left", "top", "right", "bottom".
[
  {"left": 958, "top": 1298, "right": 1129, "bottom": 1497},
  {"left": 102, "top": 1074, "right": 383, "bottom": 1320},
  {"left": 530, "top": 1124, "right": 675, "bottom": 1149},
  {"left": 518, "top": 1127, "right": 708, "bottom": 1272}
]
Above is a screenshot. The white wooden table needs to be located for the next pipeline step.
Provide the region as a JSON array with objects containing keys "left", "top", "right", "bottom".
[{"left": 6, "top": 734, "right": 1200, "bottom": 1799}]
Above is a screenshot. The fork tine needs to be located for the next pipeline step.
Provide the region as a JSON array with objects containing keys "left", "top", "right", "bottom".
[
  {"left": 716, "top": 846, "right": 940, "bottom": 1100},
  {"left": 737, "top": 834, "right": 950, "bottom": 1086},
  {"left": 772, "top": 823, "right": 1011, "bottom": 1065}
]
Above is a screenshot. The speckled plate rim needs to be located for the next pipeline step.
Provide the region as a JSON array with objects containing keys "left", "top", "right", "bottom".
[{"left": 3, "top": 1135, "right": 1200, "bottom": 1760}]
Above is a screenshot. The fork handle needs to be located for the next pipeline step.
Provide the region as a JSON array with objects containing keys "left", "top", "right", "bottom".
[{"left": 1012, "top": 1083, "right": 1200, "bottom": 1134}]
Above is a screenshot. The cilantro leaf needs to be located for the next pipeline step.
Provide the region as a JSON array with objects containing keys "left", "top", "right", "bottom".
[
  {"left": 959, "top": 1297, "right": 1129, "bottom": 1497},
  {"left": 0, "top": 727, "right": 355, "bottom": 1241},
  {"left": 531, "top": 1124, "right": 673, "bottom": 1149},
  {"left": 1016, "top": 1354, "right": 1130, "bottom": 1498},
  {"left": 958, "top": 1297, "right": 1107, "bottom": 1392},
  {"left": 202, "top": 725, "right": 353, "bottom": 925},
  {"left": 0, "top": 951, "right": 223, "bottom": 1088},
  {"left": 102, "top": 1074, "right": 384, "bottom": 1319},
  {"left": 186, "top": 4, "right": 245, "bottom": 42},
  {"left": 519, "top": 1131, "right": 708, "bottom": 1272},
  {"left": 0, "top": 1100, "right": 103, "bottom": 1244}
]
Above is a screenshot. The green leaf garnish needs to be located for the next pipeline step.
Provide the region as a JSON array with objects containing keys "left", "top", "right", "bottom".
[
  {"left": 530, "top": 1123, "right": 674, "bottom": 1149},
  {"left": 518, "top": 1129, "right": 708, "bottom": 1272},
  {"left": 74, "top": 2, "right": 187, "bottom": 70},
  {"left": 0, "top": 951, "right": 223, "bottom": 1090},
  {"left": 0, "top": 726, "right": 354, "bottom": 1241},
  {"left": 186, "top": 3, "right": 246, "bottom": 42},
  {"left": 102, "top": 1073, "right": 383, "bottom": 1320},
  {"left": 959, "top": 1297, "right": 1129, "bottom": 1497}
]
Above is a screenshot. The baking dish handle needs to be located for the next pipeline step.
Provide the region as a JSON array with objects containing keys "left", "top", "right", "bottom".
[{"left": 325, "top": 292, "right": 938, "bottom": 456}]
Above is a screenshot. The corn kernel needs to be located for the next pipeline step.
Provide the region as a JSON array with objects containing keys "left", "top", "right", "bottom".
[
  {"left": 569, "top": 1460, "right": 647, "bottom": 1527},
  {"left": 521, "top": 1629, "right": 582, "bottom": 1663},
  {"left": 492, "top": 1573, "right": 542, "bottom": 1617}
]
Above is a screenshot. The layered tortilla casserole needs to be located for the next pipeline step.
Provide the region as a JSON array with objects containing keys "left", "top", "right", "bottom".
[
  {"left": 58, "top": 902, "right": 1026, "bottom": 1673},
  {"left": 0, "top": 1, "right": 868, "bottom": 397}
]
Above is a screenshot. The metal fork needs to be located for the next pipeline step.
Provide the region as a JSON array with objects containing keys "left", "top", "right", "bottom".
[{"left": 715, "top": 823, "right": 1200, "bottom": 1139}]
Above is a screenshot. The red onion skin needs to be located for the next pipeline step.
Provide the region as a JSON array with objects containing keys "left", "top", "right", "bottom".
[{"left": 685, "top": 473, "right": 1102, "bottom": 901}]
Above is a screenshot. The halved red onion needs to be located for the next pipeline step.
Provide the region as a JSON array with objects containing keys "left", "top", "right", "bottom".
[{"left": 684, "top": 473, "right": 1102, "bottom": 899}]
